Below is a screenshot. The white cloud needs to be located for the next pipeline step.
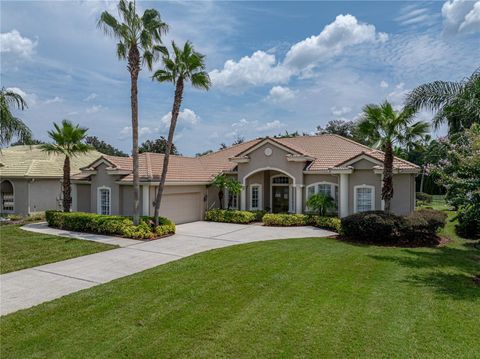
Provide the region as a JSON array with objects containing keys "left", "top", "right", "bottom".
[
  {"left": 160, "top": 108, "right": 199, "bottom": 127},
  {"left": 83, "top": 93, "right": 97, "bottom": 101},
  {"left": 266, "top": 86, "right": 296, "bottom": 103},
  {"left": 387, "top": 83, "right": 410, "bottom": 109},
  {"left": 85, "top": 105, "right": 105, "bottom": 114},
  {"left": 6, "top": 87, "right": 37, "bottom": 106},
  {"left": 330, "top": 106, "right": 352, "bottom": 116},
  {"left": 442, "top": 0, "right": 480, "bottom": 34},
  {"left": 44, "top": 96, "right": 63, "bottom": 104},
  {"left": 283, "top": 14, "right": 388, "bottom": 70},
  {"left": 380, "top": 80, "right": 389, "bottom": 88},
  {"left": 209, "top": 51, "right": 291, "bottom": 90},
  {"left": 257, "top": 120, "right": 284, "bottom": 131},
  {"left": 0, "top": 30, "right": 37, "bottom": 58},
  {"left": 119, "top": 126, "right": 152, "bottom": 139}
]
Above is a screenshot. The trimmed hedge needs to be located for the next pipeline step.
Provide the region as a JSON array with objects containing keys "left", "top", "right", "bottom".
[
  {"left": 341, "top": 209, "right": 447, "bottom": 245},
  {"left": 205, "top": 209, "right": 256, "bottom": 224},
  {"left": 45, "top": 211, "right": 175, "bottom": 240},
  {"left": 416, "top": 192, "right": 433, "bottom": 204},
  {"left": 262, "top": 213, "right": 341, "bottom": 232}
]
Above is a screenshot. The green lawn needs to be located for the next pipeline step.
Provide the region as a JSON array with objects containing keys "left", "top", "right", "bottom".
[
  {"left": 1, "top": 218, "right": 479, "bottom": 358},
  {"left": 0, "top": 225, "right": 116, "bottom": 274}
]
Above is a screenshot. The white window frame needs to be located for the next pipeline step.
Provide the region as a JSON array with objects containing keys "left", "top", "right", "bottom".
[
  {"left": 354, "top": 184, "right": 375, "bottom": 213},
  {"left": 97, "top": 186, "right": 111, "bottom": 215},
  {"left": 270, "top": 175, "right": 293, "bottom": 213},
  {"left": 249, "top": 183, "right": 262, "bottom": 210},
  {"left": 306, "top": 181, "right": 339, "bottom": 212},
  {"left": 224, "top": 188, "right": 239, "bottom": 209}
]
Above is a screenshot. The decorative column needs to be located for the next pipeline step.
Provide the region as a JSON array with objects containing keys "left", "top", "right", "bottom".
[
  {"left": 142, "top": 185, "right": 150, "bottom": 216},
  {"left": 340, "top": 173, "right": 349, "bottom": 217},
  {"left": 71, "top": 183, "right": 77, "bottom": 212},
  {"left": 240, "top": 187, "right": 246, "bottom": 210},
  {"left": 295, "top": 185, "right": 303, "bottom": 214}
]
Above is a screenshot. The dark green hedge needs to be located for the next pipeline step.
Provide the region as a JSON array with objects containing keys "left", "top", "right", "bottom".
[
  {"left": 45, "top": 211, "right": 175, "bottom": 240},
  {"left": 341, "top": 209, "right": 447, "bottom": 245}
]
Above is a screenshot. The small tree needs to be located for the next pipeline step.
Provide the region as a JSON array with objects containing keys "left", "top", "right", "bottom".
[
  {"left": 212, "top": 174, "right": 228, "bottom": 209},
  {"left": 226, "top": 178, "right": 242, "bottom": 210},
  {"left": 306, "top": 193, "right": 335, "bottom": 216},
  {"left": 41, "top": 120, "right": 92, "bottom": 212}
]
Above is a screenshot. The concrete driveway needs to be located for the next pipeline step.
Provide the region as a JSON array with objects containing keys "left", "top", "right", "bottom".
[{"left": 1, "top": 221, "right": 335, "bottom": 315}]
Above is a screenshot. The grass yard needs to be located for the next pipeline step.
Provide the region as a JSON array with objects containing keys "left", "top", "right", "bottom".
[
  {"left": 0, "top": 225, "right": 116, "bottom": 274},
  {"left": 1, "top": 213, "right": 479, "bottom": 358}
]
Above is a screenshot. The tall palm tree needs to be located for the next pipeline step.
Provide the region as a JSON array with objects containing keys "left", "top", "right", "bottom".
[
  {"left": 41, "top": 120, "right": 92, "bottom": 212},
  {"left": 405, "top": 68, "right": 479, "bottom": 134},
  {"left": 0, "top": 87, "right": 32, "bottom": 146},
  {"left": 358, "top": 101, "right": 429, "bottom": 213},
  {"left": 151, "top": 41, "right": 211, "bottom": 226},
  {"left": 98, "top": 0, "right": 168, "bottom": 225}
]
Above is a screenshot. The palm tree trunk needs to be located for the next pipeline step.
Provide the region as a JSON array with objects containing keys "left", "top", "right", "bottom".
[
  {"left": 419, "top": 165, "right": 426, "bottom": 193},
  {"left": 219, "top": 190, "right": 224, "bottom": 210},
  {"left": 63, "top": 156, "right": 71, "bottom": 212},
  {"left": 128, "top": 45, "right": 141, "bottom": 225},
  {"left": 153, "top": 77, "right": 184, "bottom": 226},
  {"left": 382, "top": 141, "right": 394, "bottom": 213}
]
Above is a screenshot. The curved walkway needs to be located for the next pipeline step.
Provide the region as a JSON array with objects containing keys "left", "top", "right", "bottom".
[{"left": 1, "top": 221, "right": 336, "bottom": 316}]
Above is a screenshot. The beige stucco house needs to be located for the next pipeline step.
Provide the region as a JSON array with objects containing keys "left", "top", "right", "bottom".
[
  {"left": 71, "top": 134, "right": 419, "bottom": 224},
  {"left": 0, "top": 145, "right": 102, "bottom": 216}
]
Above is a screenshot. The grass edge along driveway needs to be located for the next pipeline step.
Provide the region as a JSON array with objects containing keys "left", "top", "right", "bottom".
[
  {"left": 1, "top": 218, "right": 478, "bottom": 358},
  {"left": 0, "top": 225, "right": 116, "bottom": 274}
]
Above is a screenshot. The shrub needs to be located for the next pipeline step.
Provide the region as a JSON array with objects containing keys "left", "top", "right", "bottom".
[
  {"left": 263, "top": 214, "right": 308, "bottom": 226},
  {"left": 205, "top": 209, "right": 256, "bottom": 224},
  {"left": 308, "top": 215, "right": 341, "bottom": 232},
  {"left": 416, "top": 192, "right": 433, "bottom": 204},
  {"left": 455, "top": 204, "right": 480, "bottom": 239},
  {"left": 341, "top": 211, "right": 403, "bottom": 242},
  {"left": 45, "top": 211, "right": 175, "bottom": 239},
  {"left": 249, "top": 210, "right": 267, "bottom": 222},
  {"left": 341, "top": 209, "right": 447, "bottom": 245}
]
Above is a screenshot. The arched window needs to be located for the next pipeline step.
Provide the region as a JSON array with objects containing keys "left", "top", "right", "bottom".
[
  {"left": 272, "top": 176, "right": 290, "bottom": 184},
  {"left": 1, "top": 180, "right": 14, "bottom": 212},
  {"left": 306, "top": 181, "right": 339, "bottom": 213}
]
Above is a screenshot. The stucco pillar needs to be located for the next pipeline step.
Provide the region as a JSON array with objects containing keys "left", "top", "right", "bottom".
[
  {"left": 142, "top": 185, "right": 149, "bottom": 216},
  {"left": 295, "top": 185, "right": 303, "bottom": 214},
  {"left": 71, "top": 183, "right": 77, "bottom": 212},
  {"left": 340, "top": 174, "right": 349, "bottom": 217},
  {"left": 240, "top": 187, "right": 246, "bottom": 210}
]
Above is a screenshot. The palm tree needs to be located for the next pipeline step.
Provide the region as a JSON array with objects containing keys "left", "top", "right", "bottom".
[
  {"left": 151, "top": 41, "right": 211, "bottom": 226},
  {"left": 405, "top": 68, "right": 479, "bottom": 134},
  {"left": 306, "top": 193, "right": 335, "bottom": 216},
  {"left": 97, "top": 0, "right": 168, "bottom": 225},
  {"left": 41, "top": 120, "right": 92, "bottom": 212},
  {"left": 0, "top": 87, "right": 32, "bottom": 146},
  {"left": 358, "top": 101, "right": 429, "bottom": 213},
  {"left": 212, "top": 174, "right": 228, "bottom": 210}
]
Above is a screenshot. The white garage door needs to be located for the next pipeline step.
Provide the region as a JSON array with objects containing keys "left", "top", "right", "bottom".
[{"left": 160, "top": 192, "right": 202, "bottom": 224}]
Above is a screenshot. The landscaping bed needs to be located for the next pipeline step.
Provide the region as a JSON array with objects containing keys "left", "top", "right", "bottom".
[
  {"left": 205, "top": 209, "right": 266, "bottom": 224},
  {"left": 263, "top": 213, "right": 341, "bottom": 232},
  {"left": 45, "top": 211, "right": 175, "bottom": 240},
  {"left": 340, "top": 209, "right": 448, "bottom": 247}
]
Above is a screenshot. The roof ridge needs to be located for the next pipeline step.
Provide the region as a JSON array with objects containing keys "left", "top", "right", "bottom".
[
  {"left": 145, "top": 152, "right": 153, "bottom": 178},
  {"left": 197, "top": 138, "right": 261, "bottom": 158}
]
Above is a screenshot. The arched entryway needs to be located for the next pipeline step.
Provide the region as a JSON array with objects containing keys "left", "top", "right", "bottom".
[
  {"left": 242, "top": 168, "right": 296, "bottom": 213},
  {"left": 1, "top": 180, "right": 15, "bottom": 213}
]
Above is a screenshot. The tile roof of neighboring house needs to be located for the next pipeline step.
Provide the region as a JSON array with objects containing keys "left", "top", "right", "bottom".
[
  {"left": 73, "top": 134, "right": 418, "bottom": 183},
  {"left": 0, "top": 145, "right": 103, "bottom": 178}
]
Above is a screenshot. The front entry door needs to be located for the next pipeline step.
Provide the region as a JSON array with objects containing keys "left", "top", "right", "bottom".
[{"left": 272, "top": 186, "right": 289, "bottom": 213}]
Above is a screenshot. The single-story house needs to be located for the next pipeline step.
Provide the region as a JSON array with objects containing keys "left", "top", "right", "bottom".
[
  {"left": 71, "top": 134, "right": 419, "bottom": 224},
  {"left": 0, "top": 145, "right": 102, "bottom": 216}
]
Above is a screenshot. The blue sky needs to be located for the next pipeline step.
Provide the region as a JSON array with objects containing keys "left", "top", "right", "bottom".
[{"left": 1, "top": 0, "right": 479, "bottom": 155}]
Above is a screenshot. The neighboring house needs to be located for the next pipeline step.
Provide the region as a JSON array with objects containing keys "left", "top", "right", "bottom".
[
  {"left": 0, "top": 145, "right": 102, "bottom": 216},
  {"left": 71, "top": 134, "right": 419, "bottom": 224}
]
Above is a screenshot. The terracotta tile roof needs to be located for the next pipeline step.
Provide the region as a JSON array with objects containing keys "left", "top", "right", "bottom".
[
  {"left": 73, "top": 135, "right": 418, "bottom": 183},
  {"left": 0, "top": 145, "right": 103, "bottom": 178}
]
